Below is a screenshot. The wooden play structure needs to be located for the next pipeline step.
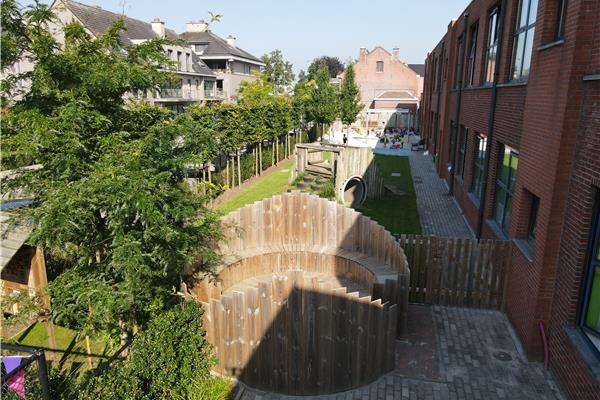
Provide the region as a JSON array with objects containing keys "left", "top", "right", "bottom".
[
  {"left": 292, "top": 143, "right": 384, "bottom": 207},
  {"left": 192, "top": 191, "right": 410, "bottom": 395}
]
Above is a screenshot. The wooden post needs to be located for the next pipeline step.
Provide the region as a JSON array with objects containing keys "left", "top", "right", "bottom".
[
  {"left": 226, "top": 158, "right": 230, "bottom": 187},
  {"left": 259, "top": 142, "right": 263, "bottom": 175},
  {"left": 85, "top": 335, "right": 93, "bottom": 368}
]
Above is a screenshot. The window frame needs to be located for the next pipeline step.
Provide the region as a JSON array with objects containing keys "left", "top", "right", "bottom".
[
  {"left": 527, "top": 195, "right": 539, "bottom": 245},
  {"left": 470, "top": 133, "right": 487, "bottom": 201},
  {"left": 466, "top": 23, "right": 479, "bottom": 86},
  {"left": 484, "top": 7, "right": 500, "bottom": 84},
  {"left": 457, "top": 126, "right": 468, "bottom": 180},
  {"left": 578, "top": 190, "right": 600, "bottom": 354},
  {"left": 510, "top": 0, "right": 538, "bottom": 81},
  {"left": 376, "top": 61, "right": 384, "bottom": 73},
  {"left": 555, "top": 0, "right": 567, "bottom": 40},
  {"left": 493, "top": 144, "right": 519, "bottom": 236},
  {"left": 455, "top": 34, "right": 465, "bottom": 89}
]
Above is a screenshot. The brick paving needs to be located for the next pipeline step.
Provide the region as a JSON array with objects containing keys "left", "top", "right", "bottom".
[
  {"left": 408, "top": 151, "right": 473, "bottom": 238},
  {"left": 232, "top": 306, "right": 563, "bottom": 400}
]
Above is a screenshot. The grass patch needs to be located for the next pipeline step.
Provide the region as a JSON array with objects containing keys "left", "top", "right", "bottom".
[
  {"left": 356, "top": 155, "right": 421, "bottom": 235},
  {"left": 216, "top": 159, "right": 293, "bottom": 215},
  {"left": 187, "top": 376, "right": 233, "bottom": 400}
]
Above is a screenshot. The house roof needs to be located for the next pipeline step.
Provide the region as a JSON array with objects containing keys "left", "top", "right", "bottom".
[
  {"left": 61, "top": 0, "right": 178, "bottom": 44},
  {"left": 0, "top": 212, "right": 33, "bottom": 272},
  {"left": 58, "top": 1, "right": 214, "bottom": 76},
  {"left": 179, "top": 30, "right": 263, "bottom": 64},
  {"left": 375, "top": 90, "right": 419, "bottom": 100},
  {"left": 408, "top": 64, "right": 425, "bottom": 76}
]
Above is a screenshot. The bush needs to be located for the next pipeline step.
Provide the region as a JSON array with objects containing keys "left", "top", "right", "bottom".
[{"left": 80, "top": 301, "right": 213, "bottom": 400}]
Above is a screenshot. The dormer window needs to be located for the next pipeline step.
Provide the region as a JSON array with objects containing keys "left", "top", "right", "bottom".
[
  {"left": 194, "top": 43, "right": 208, "bottom": 54},
  {"left": 376, "top": 61, "right": 384, "bottom": 73}
]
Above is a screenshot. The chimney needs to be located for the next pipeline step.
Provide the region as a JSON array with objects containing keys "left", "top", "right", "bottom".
[
  {"left": 392, "top": 47, "right": 400, "bottom": 60},
  {"left": 186, "top": 20, "right": 209, "bottom": 33},
  {"left": 359, "top": 47, "right": 368, "bottom": 62},
  {"left": 151, "top": 18, "right": 165, "bottom": 38},
  {"left": 226, "top": 35, "right": 236, "bottom": 48}
]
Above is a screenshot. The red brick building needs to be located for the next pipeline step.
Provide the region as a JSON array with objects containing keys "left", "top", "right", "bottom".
[{"left": 420, "top": 0, "right": 600, "bottom": 398}]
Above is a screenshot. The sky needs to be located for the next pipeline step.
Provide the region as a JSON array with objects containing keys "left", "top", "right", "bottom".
[{"left": 28, "top": 0, "right": 471, "bottom": 74}]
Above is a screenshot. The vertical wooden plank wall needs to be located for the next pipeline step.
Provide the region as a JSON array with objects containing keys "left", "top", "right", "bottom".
[
  {"left": 398, "top": 234, "right": 512, "bottom": 309},
  {"left": 203, "top": 271, "right": 398, "bottom": 395}
]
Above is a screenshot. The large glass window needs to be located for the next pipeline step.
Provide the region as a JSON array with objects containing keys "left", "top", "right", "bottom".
[
  {"left": 470, "top": 133, "right": 487, "bottom": 201},
  {"left": 466, "top": 24, "right": 479, "bottom": 86},
  {"left": 511, "top": 0, "right": 538, "bottom": 81},
  {"left": 376, "top": 61, "right": 384, "bottom": 73},
  {"left": 494, "top": 145, "right": 518, "bottom": 236},
  {"left": 457, "top": 126, "right": 468, "bottom": 180},
  {"left": 484, "top": 7, "right": 500, "bottom": 84},
  {"left": 580, "top": 192, "right": 600, "bottom": 352}
]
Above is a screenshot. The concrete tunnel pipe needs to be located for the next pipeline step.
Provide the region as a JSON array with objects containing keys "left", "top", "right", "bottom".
[{"left": 341, "top": 176, "right": 367, "bottom": 207}]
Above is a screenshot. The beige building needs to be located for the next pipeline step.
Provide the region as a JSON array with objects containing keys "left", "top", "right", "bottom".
[
  {"left": 180, "top": 21, "right": 265, "bottom": 103},
  {"left": 349, "top": 47, "right": 424, "bottom": 130},
  {"left": 13, "top": 0, "right": 219, "bottom": 112}
]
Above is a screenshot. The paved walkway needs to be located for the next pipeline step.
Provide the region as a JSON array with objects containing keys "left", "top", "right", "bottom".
[
  {"left": 232, "top": 305, "right": 563, "bottom": 400},
  {"left": 408, "top": 151, "right": 473, "bottom": 238}
]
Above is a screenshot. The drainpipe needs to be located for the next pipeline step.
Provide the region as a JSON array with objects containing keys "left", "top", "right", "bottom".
[
  {"left": 476, "top": 0, "right": 507, "bottom": 239},
  {"left": 449, "top": 13, "right": 469, "bottom": 196},
  {"left": 433, "top": 46, "right": 444, "bottom": 164}
]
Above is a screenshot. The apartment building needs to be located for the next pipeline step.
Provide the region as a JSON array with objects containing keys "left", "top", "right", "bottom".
[
  {"left": 180, "top": 21, "right": 265, "bottom": 103},
  {"left": 420, "top": 1, "right": 600, "bottom": 398},
  {"left": 40, "top": 0, "right": 218, "bottom": 112}
]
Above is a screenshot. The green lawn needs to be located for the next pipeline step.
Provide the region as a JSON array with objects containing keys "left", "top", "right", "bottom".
[
  {"left": 216, "top": 159, "right": 293, "bottom": 215},
  {"left": 356, "top": 155, "right": 422, "bottom": 235},
  {"left": 11, "top": 322, "right": 109, "bottom": 356}
]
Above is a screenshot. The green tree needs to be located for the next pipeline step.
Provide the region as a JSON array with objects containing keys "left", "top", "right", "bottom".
[
  {"left": 238, "top": 72, "right": 273, "bottom": 104},
  {"left": 1, "top": 4, "right": 221, "bottom": 338},
  {"left": 339, "top": 64, "right": 362, "bottom": 127},
  {"left": 261, "top": 49, "right": 295, "bottom": 94},
  {"left": 310, "top": 64, "right": 339, "bottom": 139},
  {"left": 292, "top": 77, "right": 315, "bottom": 131},
  {"left": 307, "top": 56, "right": 344, "bottom": 80}
]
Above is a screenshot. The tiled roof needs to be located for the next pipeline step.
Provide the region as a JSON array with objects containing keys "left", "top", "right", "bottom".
[
  {"left": 60, "top": 1, "right": 214, "bottom": 76},
  {"left": 408, "top": 64, "right": 425, "bottom": 76},
  {"left": 179, "top": 30, "right": 263, "bottom": 64},
  {"left": 63, "top": 0, "right": 178, "bottom": 44}
]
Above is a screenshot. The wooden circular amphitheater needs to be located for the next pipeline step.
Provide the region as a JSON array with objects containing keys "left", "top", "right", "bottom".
[{"left": 192, "top": 191, "right": 410, "bottom": 395}]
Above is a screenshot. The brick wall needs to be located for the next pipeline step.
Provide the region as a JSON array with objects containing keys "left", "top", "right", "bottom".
[{"left": 419, "top": 0, "right": 600, "bottom": 397}]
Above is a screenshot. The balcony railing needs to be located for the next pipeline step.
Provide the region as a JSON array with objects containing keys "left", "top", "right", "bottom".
[
  {"left": 159, "top": 88, "right": 182, "bottom": 98},
  {"left": 204, "top": 88, "right": 225, "bottom": 99}
]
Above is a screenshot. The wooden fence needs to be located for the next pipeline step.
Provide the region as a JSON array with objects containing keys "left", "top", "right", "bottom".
[
  {"left": 201, "top": 270, "right": 397, "bottom": 396},
  {"left": 397, "top": 235, "right": 512, "bottom": 309}
]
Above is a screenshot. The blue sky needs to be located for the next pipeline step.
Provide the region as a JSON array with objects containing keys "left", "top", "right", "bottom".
[{"left": 30, "top": 0, "right": 471, "bottom": 74}]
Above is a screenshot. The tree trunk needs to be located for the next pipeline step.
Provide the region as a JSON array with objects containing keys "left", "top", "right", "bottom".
[
  {"left": 202, "top": 169, "right": 206, "bottom": 195},
  {"left": 276, "top": 136, "right": 279, "bottom": 165},
  {"left": 85, "top": 335, "right": 93, "bottom": 368},
  {"left": 237, "top": 150, "right": 241, "bottom": 187},
  {"left": 230, "top": 156, "right": 235, "bottom": 188},
  {"left": 271, "top": 141, "right": 275, "bottom": 166}
]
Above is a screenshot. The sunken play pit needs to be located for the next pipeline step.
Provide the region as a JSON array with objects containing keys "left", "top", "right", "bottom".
[{"left": 193, "top": 191, "right": 410, "bottom": 395}]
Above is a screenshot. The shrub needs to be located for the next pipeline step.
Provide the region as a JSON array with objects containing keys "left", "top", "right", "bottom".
[{"left": 80, "top": 301, "right": 213, "bottom": 400}]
